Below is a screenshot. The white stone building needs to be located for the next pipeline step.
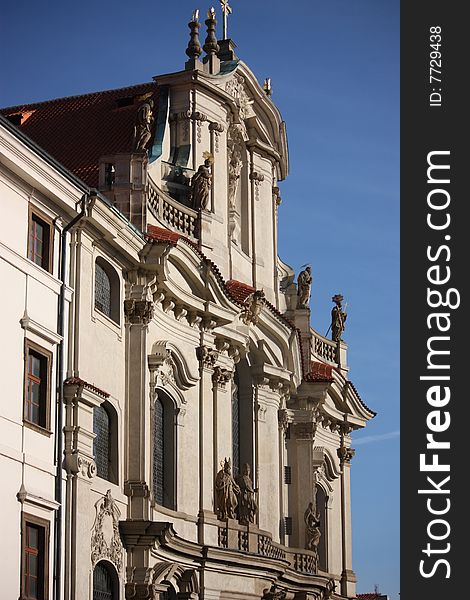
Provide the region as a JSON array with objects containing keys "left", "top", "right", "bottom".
[{"left": 0, "top": 9, "right": 374, "bottom": 600}]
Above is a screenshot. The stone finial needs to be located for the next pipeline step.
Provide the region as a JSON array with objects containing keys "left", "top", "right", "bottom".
[
  {"left": 203, "top": 7, "right": 221, "bottom": 73},
  {"left": 331, "top": 293, "right": 347, "bottom": 342},
  {"left": 185, "top": 10, "right": 203, "bottom": 70}
]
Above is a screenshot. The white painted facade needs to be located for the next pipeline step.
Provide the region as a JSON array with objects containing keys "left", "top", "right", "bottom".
[{"left": 0, "top": 23, "right": 374, "bottom": 600}]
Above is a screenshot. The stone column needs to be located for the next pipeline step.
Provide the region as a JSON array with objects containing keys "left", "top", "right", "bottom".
[
  {"left": 123, "top": 289, "right": 155, "bottom": 521},
  {"left": 338, "top": 438, "right": 356, "bottom": 597},
  {"left": 254, "top": 379, "right": 282, "bottom": 539},
  {"left": 291, "top": 420, "right": 316, "bottom": 549},
  {"left": 196, "top": 342, "right": 219, "bottom": 544}
]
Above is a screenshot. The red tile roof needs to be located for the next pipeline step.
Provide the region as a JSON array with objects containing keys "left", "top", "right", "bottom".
[
  {"left": 226, "top": 279, "right": 256, "bottom": 303},
  {"left": 304, "top": 361, "right": 334, "bottom": 383},
  {"left": 146, "top": 224, "right": 182, "bottom": 245},
  {"left": 0, "top": 82, "right": 158, "bottom": 188},
  {"left": 357, "top": 595, "right": 388, "bottom": 600}
]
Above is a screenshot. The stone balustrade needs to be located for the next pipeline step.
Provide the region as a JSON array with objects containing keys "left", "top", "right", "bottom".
[
  {"left": 148, "top": 177, "right": 199, "bottom": 239},
  {"left": 216, "top": 519, "right": 318, "bottom": 574},
  {"left": 311, "top": 330, "right": 338, "bottom": 365}
]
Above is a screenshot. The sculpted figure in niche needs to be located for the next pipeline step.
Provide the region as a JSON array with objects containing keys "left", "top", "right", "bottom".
[
  {"left": 297, "top": 265, "right": 312, "bottom": 309},
  {"left": 133, "top": 99, "right": 154, "bottom": 152},
  {"left": 331, "top": 293, "right": 347, "bottom": 342},
  {"left": 227, "top": 125, "right": 244, "bottom": 210},
  {"left": 215, "top": 457, "right": 240, "bottom": 519},
  {"left": 236, "top": 463, "right": 258, "bottom": 525},
  {"left": 191, "top": 152, "right": 213, "bottom": 210},
  {"left": 304, "top": 501, "right": 321, "bottom": 552}
]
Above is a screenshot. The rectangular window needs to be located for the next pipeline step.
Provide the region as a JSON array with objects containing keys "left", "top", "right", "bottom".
[
  {"left": 22, "top": 514, "right": 49, "bottom": 600},
  {"left": 28, "top": 209, "right": 52, "bottom": 272},
  {"left": 284, "top": 465, "right": 292, "bottom": 484},
  {"left": 24, "top": 342, "right": 51, "bottom": 432}
]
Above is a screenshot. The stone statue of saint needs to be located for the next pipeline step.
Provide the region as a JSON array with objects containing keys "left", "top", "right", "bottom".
[
  {"left": 215, "top": 457, "right": 240, "bottom": 520},
  {"left": 133, "top": 99, "right": 154, "bottom": 152},
  {"left": 191, "top": 153, "right": 213, "bottom": 210},
  {"left": 236, "top": 463, "right": 258, "bottom": 525},
  {"left": 304, "top": 501, "right": 321, "bottom": 552},
  {"left": 297, "top": 266, "right": 312, "bottom": 309},
  {"left": 331, "top": 294, "right": 347, "bottom": 342}
]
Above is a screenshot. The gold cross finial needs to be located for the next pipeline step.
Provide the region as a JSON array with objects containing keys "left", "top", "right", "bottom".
[{"left": 220, "top": 0, "right": 232, "bottom": 40}]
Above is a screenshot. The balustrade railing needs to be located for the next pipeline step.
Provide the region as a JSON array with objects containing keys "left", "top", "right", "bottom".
[
  {"left": 147, "top": 177, "right": 198, "bottom": 239},
  {"left": 311, "top": 330, "right": 338, "bottom": 364}
]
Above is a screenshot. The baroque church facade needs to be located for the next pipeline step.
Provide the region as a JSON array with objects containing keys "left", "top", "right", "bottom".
[{"left": 0, "top": 7, "right": 374, "bottom": 600}]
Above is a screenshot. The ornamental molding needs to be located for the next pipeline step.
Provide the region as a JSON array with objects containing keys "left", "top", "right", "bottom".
[
  {"left": 149, "top": 341, "right": 199, "bottom": 391},
  {"left": 91, "top": 490, "right": 124, "bottom": 572},
  {"left": 225, "top": 73, "right": 254, "bottom": 120}
]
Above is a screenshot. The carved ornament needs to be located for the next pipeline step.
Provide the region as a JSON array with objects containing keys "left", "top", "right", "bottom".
[
  {"left": 91, "top": 490, "right": 124, "bottom": 572},
  {"left": 196, "top": 346, "right": 219, "bottom": 369},
  {"left": 124, "top": 299, "right": 154, "bottom": 325}
]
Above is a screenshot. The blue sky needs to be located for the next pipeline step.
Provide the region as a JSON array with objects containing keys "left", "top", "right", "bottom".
[{"left": 1, "top": 1, "right": 399, "bottom": 597}]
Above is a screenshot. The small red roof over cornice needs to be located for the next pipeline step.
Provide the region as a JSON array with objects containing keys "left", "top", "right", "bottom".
[
  {"left": 304, "top": 361, "right": 334, "bottom": 383},
  {"left": 226, "top": 279, "right": 256, "bottom": 303},
  {"left": 64, "top": 377, "right": 110, "bottom": 398}
]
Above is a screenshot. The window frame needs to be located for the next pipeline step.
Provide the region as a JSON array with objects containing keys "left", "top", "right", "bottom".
[
  {"left": 23, "top": 340, "right": 52, "bottom": 435},
  {"left": 93, "top": 401, "right": 119, "bottom": 485},
  {"left": 21, "top": 513, "right": 50, "bottom": 600},
  {"left": 27, "top": 205, "right": 53, "bottom": 273},
  {"left": 94, "top": 257, "right": 121, "bottom": 326}
]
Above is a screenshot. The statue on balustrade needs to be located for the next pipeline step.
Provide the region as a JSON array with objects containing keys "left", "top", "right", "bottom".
[
  {"left": 304, "top": 501, "right": 321, "bottom": 552},
  {"left": 191, "top": 151, "right": 213, "bottom": 210},
  {"left": 236, "top": 463, "right": 258, "bottom": 525},
  {"left": 297, "top": 265, "right": 312, "bottom": 309},
  {"left": 331, "top": 293, "right": 347, "bottom": 342},
  {"left": 132, "top": 98, "right": 154, "bottom": 152},
  {"left": 215, "top": 457, "right": 240, "bottom": 520}
]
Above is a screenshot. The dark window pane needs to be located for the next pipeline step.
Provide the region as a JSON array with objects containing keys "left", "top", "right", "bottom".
[
  {"left": 93, "top": 563, "right": 114, "bottom": 600},
  {"left": 28, "top": 526, "right": 39, "bottom": 549},
  {"left": 93, "top": 406, "right": 110, "bottom": 480},
  {"left": 232, "top": 371, "right": 240, "bottom": 477},
  {"left": 26, "top": 350, "right": 47, "bottom": 428},
  {"left": 153, "top": 397, "right": 164, "bottom": 505},
  {"left": 95, "top": 263, "right": 112, "bottom": 317},
  {"left": 29, "top": 214, "right": 50, "bottom": 271}
]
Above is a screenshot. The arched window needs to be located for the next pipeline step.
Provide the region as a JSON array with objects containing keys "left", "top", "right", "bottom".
[
  {"left": 232, "top": 360, "right": 254, "bottom": 479},
  {"left": 93, "top": 402, "right": 118, "bottom": 484},
  {"left": 153, "top": 391, "right": 176, "bottom": 510},
  {"left": 231, "top": 370, "right": 241, "bottom": 477},
  {"left": 93, "top": 561, "right": 119, "bottom": 600},
  {"left": 316, "top": 486, "right": 328, "bottom": 572},
  {"left": 94, "top": 257, "right": 120, "bottom": 324}
]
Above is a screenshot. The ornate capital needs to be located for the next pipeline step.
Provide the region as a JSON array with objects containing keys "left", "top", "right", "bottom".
[
  {"left": 212, "top": 366, "right": 233, "bottom": 389},
  {"left": 278, "top": 408, "right": 290, "bottom": 432},
  {"left": 293, "top": 421, "right": 316, "bottom": 441},
  {"left": 124, "top": 299, "right": 154, "bottom": 325},
  {"left": 196, "top": 345, "right": 219, "bottom": 369},
  {"left": 337, "top": 446, "right": 355, "bottom": 464},
  {"left": 64, "top": 452, "right": 96, "bottom": 479}
]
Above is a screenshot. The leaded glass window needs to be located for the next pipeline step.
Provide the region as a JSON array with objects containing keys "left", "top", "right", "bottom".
[
  {"left": 93, "top": 562, "right": 114, "bottom": 600},
  {"left": 95, "top": 262, "right": 112, "bottom": 317},
  {"left": 153, "top": 397, "right": 164, "bottom": 505},
  {"left": 93, "top": 405, "right": 110, "bottom": 480}
]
